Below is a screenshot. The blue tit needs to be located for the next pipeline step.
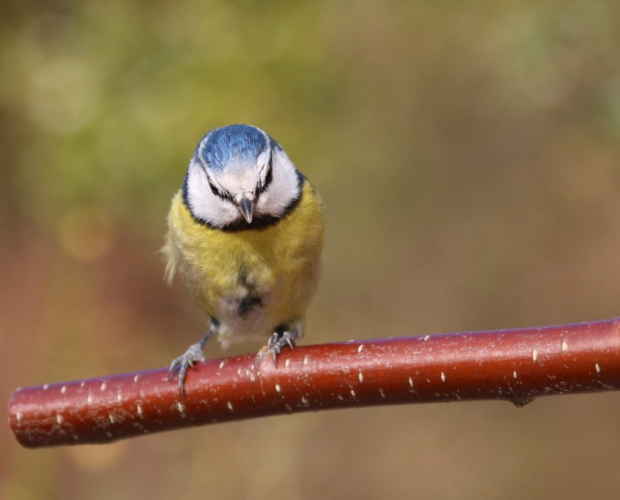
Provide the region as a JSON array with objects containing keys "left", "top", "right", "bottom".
[{"left": 163, "top": 124, "right": 324, "bottom": 397}]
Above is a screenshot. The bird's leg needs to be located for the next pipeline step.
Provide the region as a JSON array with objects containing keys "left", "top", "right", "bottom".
[
  {"left": 168, "top": 318, "right": 219, "bottom": 399},
  {"left": 267, "top": 324, "right": 301, "bottom": 366}
]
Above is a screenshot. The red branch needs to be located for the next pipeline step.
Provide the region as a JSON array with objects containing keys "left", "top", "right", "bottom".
[{"left": 8, "top": 317, "right": 620, "bottom": 448}]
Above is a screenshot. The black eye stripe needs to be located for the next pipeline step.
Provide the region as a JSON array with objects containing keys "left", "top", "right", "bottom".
[
  {"left": 208, "top": 178, "right": 233, "bottom": 202},
  {"left": 264, "top": 162, "right": 273, "bottom": 188},
  {"left": 256, "top": 158, "right": 273, "bottom": 195}
]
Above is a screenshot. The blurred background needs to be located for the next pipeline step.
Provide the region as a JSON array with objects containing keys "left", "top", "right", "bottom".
[{"left": 2, "top": 1, "right": 620, "bottom": 499}]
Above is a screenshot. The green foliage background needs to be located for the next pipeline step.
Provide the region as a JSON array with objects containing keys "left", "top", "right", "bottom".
[{"left": 2, "top": 1, "right": 620, "bottom": 499}]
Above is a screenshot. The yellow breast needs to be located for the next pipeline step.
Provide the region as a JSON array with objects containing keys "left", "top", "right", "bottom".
[{"left": 163, "top": 181, "right": 324, "bottom": 344}]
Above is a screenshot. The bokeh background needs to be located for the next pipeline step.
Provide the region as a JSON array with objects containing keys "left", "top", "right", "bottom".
[{"left": 2, "top": 1, "right": 620, "bottom": 499}]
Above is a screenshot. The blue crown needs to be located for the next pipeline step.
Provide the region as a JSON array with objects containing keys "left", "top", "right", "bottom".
[{"left": 198, "top": 125, "right": 267, "bottom": 171}]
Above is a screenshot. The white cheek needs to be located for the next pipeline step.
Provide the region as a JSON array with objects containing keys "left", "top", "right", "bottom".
[
  {"left": 185, "top": 150, "right": 301, "bottom": 227},
  {"left": 255, "top": 154, "right": 300, "bottom": 216},
  {"left": 186, "top": 163, "right": 240, "bottom": 227}
]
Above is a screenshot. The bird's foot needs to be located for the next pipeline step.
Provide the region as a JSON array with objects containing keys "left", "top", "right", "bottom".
[
  {"left": 168, "top": 343, "right": 206, "bottom": 399},
  {"left": 267, "top": 330, "right": 297, "bottom": 366}
]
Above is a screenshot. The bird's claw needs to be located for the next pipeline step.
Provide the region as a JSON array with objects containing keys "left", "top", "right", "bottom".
[
  {"left": 267, "top": 331, "right": 297, "bottom": 366},
  {"left": 167, "top": 343, "right": 206, "bottom": 399}
]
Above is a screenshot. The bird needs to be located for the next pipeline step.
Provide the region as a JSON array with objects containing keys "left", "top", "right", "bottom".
[{"left": 162, "top": 124, "right": 324, "bottom": 398}]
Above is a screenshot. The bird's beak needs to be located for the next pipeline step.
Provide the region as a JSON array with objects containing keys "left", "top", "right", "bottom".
[{"left": 238, "top": 196, "right": 254, "bottom": 223}]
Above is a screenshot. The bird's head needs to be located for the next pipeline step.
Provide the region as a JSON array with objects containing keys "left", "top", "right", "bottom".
[{"left": 184, "top": 125, "right": 302, "bottom": 229}]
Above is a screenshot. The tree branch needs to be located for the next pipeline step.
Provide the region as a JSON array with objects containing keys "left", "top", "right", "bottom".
[{"left": 8, "top": 317, "right": 620, "bottom": 448}]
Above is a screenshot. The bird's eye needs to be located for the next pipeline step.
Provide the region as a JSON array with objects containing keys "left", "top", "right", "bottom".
[
  {"left": 208, "top": 178, "right": 220, "bottom": 196},
  {"left": 264, "top": 162, "right": 273, "bottom": 188},
  {"left": 207, "top": 178, "right": 233, "bottom": 202},
  {"left": 257, "top": 161, "right": 273, "bottom": 194}
]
